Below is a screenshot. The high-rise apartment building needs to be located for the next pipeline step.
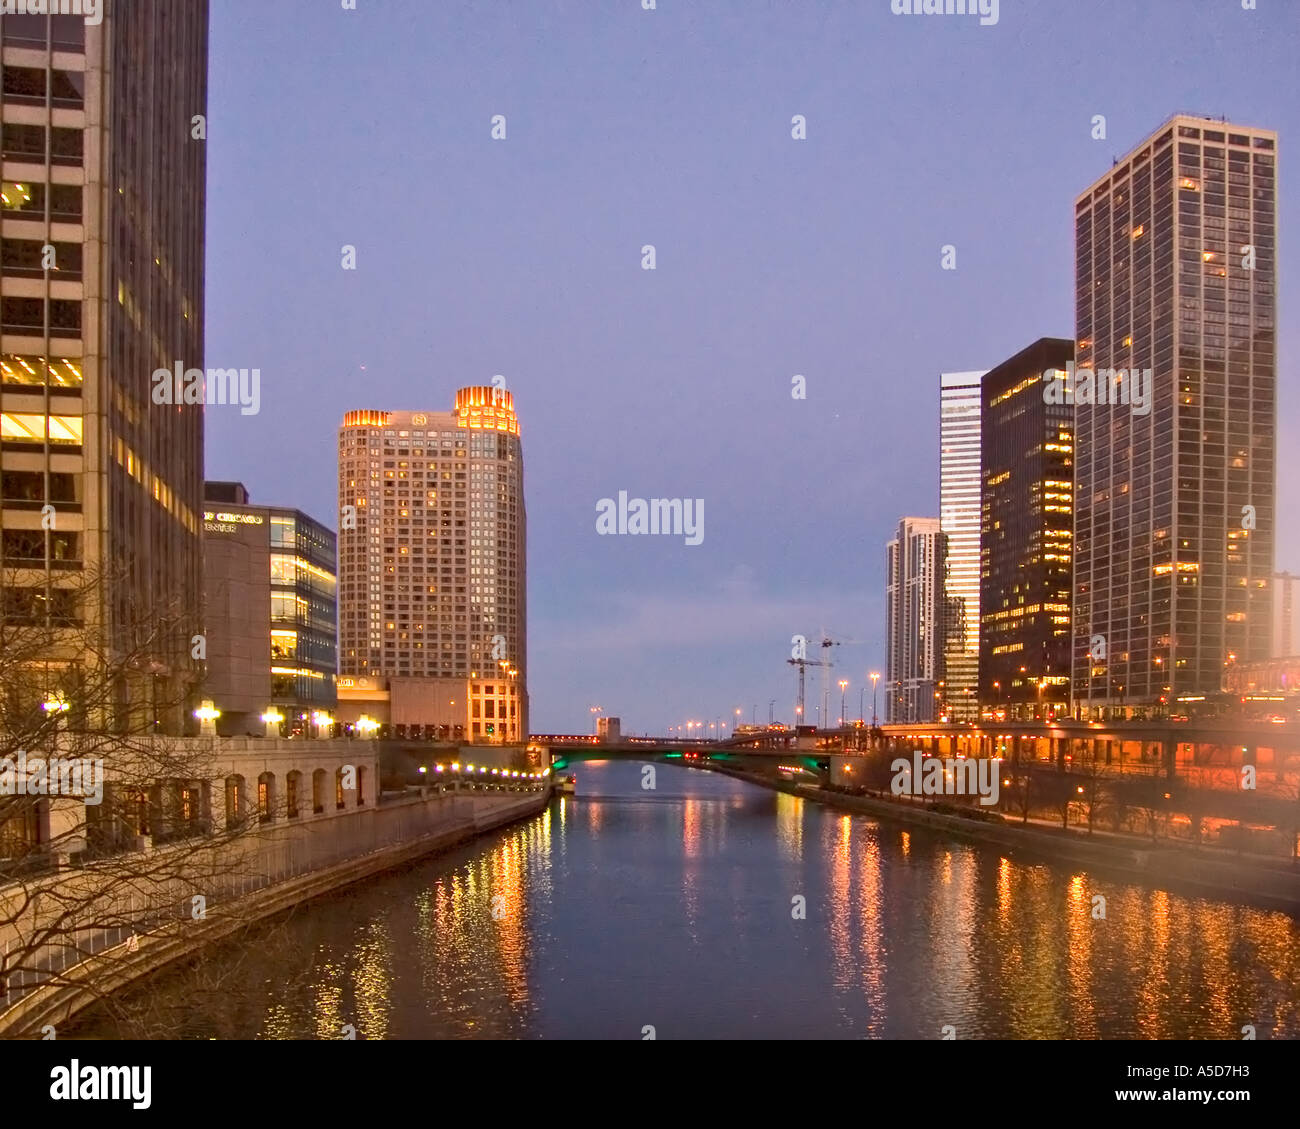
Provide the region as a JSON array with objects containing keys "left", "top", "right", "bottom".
[
  {"left": 886, "top": 516, "right": 947, "bottom": 723},
  {"left": 337, "top": 388, "right": 527, "bottom": 741},
  {"left": 940, "top": 371, "right": 984, "bottom": 720},
  {"left": 0, "top": 6, "right": 208, "bottom": 731},
  {"left": 979, "top": 338, "right": 1074, "bottom": 720},
  {"left": 1072, "top": 116, "right": 1277, "bottom": 716}
]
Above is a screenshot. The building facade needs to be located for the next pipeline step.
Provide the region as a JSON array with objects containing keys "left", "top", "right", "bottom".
[
  {"left": 1273, "top": 571, "right": 1295, "bottom": 659},
  {"left": 0, "top": 4, "right": 208, "bottom": 732},
  {"left": 979, "top": 338, "right": 1074, "bottom": 720},
  {"left": 200, "top": 482, "right": 337, "bottom": 735},
  {"left": 337, "top": 388, "right": 527, "bottom": 742},
  {"left": 886, "top": 516, "right": 947, "bottom": 723},
  {"left": 1072, "top": 115, "right": 1277, "bottom": 716},
  {"left": 939, "top": 371, "right": 984, "bottom": 720}
]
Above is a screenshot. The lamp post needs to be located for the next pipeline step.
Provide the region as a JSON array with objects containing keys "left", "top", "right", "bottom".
[
  {"left": 870, "top": 672, "right": 880, "bottom": 727},
  {"left": 838, "top": 680, "right": 848, "bottom": 728},
  {"left": 195, "top": 700, "right": 221, "bottom": 737}
]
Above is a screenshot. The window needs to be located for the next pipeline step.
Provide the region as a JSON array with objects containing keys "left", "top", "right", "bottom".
[
  {"left": 1, "top": 470, "right": 76, "bottom": 504},
  {"left": 0, "top": 355, "right": 83, "bottom": 387},
  {"left": 1, "top": 239, "right": 82, "bottom": 278},
  {"left": 1, "top": 413, "right": 82, "bottom": 445},
  {"left": 0, "top": 15, "right": 87, "bottom": 50},
  {"left": 257, "top": 773, "right": 274, "bottom": 823},
  {"left": 335, "top": 767, "right": 345, "bottom": 810},
  {"left": 2, "top": 529, "right": 79, "bottom": 564},
  {"left": 179, "top": 785, "right": 199, "bottom": 830},
  {"left": 1, "top": 66, "right": 84, "bottom": 107},
  {"left": 2, "top": 180, "right": 42, "bottom": 214},
  {"left": 1, "top": 123, "right": 44, "bottom": 161},
  {"left": 225, "top": 775, "right": 246, "bottom": 826},
  {"left": 50, "top": 126, "right": 82, "bottom": 164},
  {"left": 312, "top": 768, "right": 326, "bottom": 814},
  {"left": 1, "top": 298, "right": 83, "bottom": 337}
]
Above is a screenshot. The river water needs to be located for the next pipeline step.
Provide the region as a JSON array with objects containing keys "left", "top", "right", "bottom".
[{"left": 71, "top": 760, "right": 1300, "bottom": 1039}]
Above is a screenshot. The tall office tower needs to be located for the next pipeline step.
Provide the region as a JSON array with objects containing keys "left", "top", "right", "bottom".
[
  {"left": 939, "top": 371, "right": 985, "bottom": 720},
  {"left": 337, "top": 388, "right": 527, "bottom": 742},
  {"left": 979, "top": 338, "right": 1074, "bottom": 720},
  {"left": 885, "top": 516, "right": 947, "bottom": 723},
  {"left": 1072, "top": 116, "right": 1276, "bottom": 716},
  {"left": 0, "top": 6, "right": 208, "bottom": 732}
]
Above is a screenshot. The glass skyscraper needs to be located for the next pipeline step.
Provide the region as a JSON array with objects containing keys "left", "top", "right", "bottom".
[
  {"left": 1072, "top": 115, "right": 1277, "bottom": 715},
  {"left": 979, "top": 338, "right": 1074, "bottom": 720},
  {"left": 940, "top": 370, "right": 985, "bottom": 720}
]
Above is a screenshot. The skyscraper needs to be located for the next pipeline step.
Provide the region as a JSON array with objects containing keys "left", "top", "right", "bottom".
[
  {"left": 0, "top": 5, "right": 208, "bottom": 731},
  {"left": 336, "top": 388, "right": 527, "bottom": 741},
  {"left": 940, "top": 370, "right": 984, "bottom": 720},
  {"left": 979, "top": 338, "right": 1074, "bottom": 720},
  {"left": 1072, "top": 116, "right": 1277, "bottom": 716},
  {"left": 886, "top": 516, "right": 946, "bottom": 723}
]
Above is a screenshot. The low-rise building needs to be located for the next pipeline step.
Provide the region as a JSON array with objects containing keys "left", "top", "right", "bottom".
[{"left": 201, "top": 482, "right": 337, "bottom": 735}]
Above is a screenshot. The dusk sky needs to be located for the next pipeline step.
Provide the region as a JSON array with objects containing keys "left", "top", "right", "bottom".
[{"left": 201, "top": 0, "right": 1300, "bottom": 735}]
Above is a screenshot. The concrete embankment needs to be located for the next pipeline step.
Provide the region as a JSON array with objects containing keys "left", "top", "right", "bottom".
[
  {"left": 713, "top": 766, "right": 1300, "bottom": 915},
  {"left": 0, "top": 789, "right": 548, "bottom": 1039}
]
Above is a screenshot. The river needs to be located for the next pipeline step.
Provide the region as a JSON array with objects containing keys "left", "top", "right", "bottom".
[{"left": 70, "top": 760, "right": 1300, "bottom": 1039}]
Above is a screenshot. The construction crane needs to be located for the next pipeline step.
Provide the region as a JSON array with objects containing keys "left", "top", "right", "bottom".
[
  {"left": 787, "top": 656, "right": 833, "bottom": 724},
  {"left": 811, "top": 630, "right": 868, "bottom": 725}
]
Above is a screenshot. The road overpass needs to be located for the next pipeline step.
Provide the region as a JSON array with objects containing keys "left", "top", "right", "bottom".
[{"left": 530, "top": 732, "right": 826, "bottom": 776}]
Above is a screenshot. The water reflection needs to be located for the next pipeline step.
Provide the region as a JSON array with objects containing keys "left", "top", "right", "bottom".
[{"left": 70, "top": 760, "right": 1300, "bottom": 1039}]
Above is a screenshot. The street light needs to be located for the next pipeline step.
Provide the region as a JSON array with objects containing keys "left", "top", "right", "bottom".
[
  {"left": 870, "top": 672, "right": 880, "bottom": 727},
  {"left": 839, "top": 680, "right": 848, "bottom": 729}
]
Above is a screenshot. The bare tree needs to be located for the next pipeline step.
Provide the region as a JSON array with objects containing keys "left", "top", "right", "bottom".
[
  {"left": 1072, "top": 740, "right": 1112, "bottom": 834},
  {"left": 0, "top": 568, "right": 267, "bottom": 1032}
]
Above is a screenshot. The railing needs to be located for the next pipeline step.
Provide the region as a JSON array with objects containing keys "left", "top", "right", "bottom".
[{"left": 0, "top": 786, "right": 545, "bottom": 1018}]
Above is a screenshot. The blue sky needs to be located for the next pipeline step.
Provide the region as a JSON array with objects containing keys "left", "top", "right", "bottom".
[{"left": 202, "top": 0, "right": 1300, "bottom": 734}]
